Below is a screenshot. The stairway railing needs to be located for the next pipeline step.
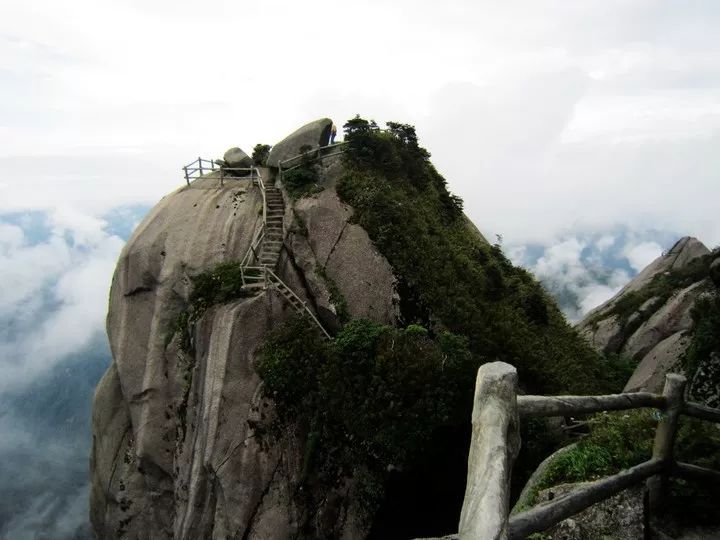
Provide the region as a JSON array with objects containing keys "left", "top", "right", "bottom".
[
  {"left": 239, "top": 266, "right": 331, "bottom": 339},
  {"left": 278, "top": 142, "right": 347, "bottom": 174},
  {"left": 184, "top": 155, "right": 330, "bottom": 338}
]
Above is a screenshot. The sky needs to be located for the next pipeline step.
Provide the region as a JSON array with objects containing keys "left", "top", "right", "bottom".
[{"left": 1, "top": 1, "right": 720, "bottom": 536}]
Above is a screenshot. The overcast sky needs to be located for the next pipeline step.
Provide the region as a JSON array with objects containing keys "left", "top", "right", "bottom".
[
  {"left": 2, "top": 0, "right": 720, "bottom": 379},
  {"left": 1, "top": 3, "right": 719, "bottom": 535}
]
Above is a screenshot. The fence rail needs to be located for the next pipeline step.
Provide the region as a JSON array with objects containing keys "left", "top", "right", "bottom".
[
  {"left": 278, "top": 141, "right": 347, "bottom": 173},
  {"left": 456, "top": 362, "right": 720, "bottom": 539},
  {"left": 182, "top": 157, "right": 266, "bottom": 189}
]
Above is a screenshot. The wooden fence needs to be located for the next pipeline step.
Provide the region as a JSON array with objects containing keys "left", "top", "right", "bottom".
[{"left": 457, "top": 361, "right": 720, "bottom": 539}]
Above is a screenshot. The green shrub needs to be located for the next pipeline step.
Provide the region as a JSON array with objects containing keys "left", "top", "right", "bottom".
[
  {"left": 683, "top": 293, "right": 720, "bottom": 383},
  {"left": 283, "top": 167, "right": 319, "bottom": 198},
  {"left": 252, "top": 143, "right": 271, "bottom": 166},
  {"left": 528, "top": 409, "right": 720, "bottom": 525},
  {"left": 167, "top": 262, "right": 257, "bottom": 352},
  {"left": 256, "top": 317, "right": 474, "bottom": 509}
]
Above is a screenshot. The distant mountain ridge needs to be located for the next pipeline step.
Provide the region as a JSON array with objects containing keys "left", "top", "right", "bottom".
[{"left": 577, "top": 236, "right": 720, "bottom": 398}]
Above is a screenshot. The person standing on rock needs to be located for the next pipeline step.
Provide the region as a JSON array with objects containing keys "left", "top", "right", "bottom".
[{"left": 330, "top": 123, "right": 337, "bottom": 144}]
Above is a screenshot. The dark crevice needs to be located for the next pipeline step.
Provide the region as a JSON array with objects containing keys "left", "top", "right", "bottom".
[
  {"left": 284, "top": 235, "right": 340, "bottom": 334},
  {"left": 124, "top": 285, "right": 154, "bottom": 297},
  {"left": 324, "top": 220, "right": 349, "bottom": 267},
  {"left": 239, "top": 456, "right": 283, "bottom": 540}
]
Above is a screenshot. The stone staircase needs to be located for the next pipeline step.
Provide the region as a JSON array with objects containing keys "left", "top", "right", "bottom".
[
  {"left": 241, "top": 175, "right": 331, "bottom": 339},
  {"left": 258, "top": 186, "right": 285, "bottom": 267}
]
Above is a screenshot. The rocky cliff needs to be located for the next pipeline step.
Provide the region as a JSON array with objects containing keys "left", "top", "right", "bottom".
[
  {"left": 91, "top": 118, "right": 626, "bottom": 539},
  {"left": 90, "top": 122, "right": 398, "bottom": 538},
  {"left": 577, "top": 236, "right": 720, "bottom": 399}
]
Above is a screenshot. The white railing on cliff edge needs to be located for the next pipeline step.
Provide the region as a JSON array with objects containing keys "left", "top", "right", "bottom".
[{"left": 452, "top": 362, "right": 720, "bottom": 539}]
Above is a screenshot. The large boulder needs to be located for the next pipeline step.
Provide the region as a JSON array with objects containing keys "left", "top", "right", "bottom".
[
  {"left": 624, "top": 331, "right": 690, "bottom": 393},
  {"left": 267, "top": 118, "right": 333, "bottom": 168},
  {"left": 223, "top": 147, "right": 252, "bottom": 168},
  {"left": 91, "top": 153, "right": 397, "bottom": 539}
]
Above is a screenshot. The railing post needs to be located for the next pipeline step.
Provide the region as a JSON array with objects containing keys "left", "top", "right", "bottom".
[
  {"left": 184, "top": 167, "right": 190, "bottom": 187},
  {"left": 198, "top": 156, "right": 203, "bottom": 176},
  {"left": 459, "top": 362, "right": 520, "bottom": 540},
  {"left": 647, "top": 373, "right": 686, "bottom": 515}
]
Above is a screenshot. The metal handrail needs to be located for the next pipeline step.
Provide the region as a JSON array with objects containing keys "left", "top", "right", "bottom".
[
  {"left": 238, "top": 166, "right": 267, "bottom": 267},
  {"left": 183, "top": 154, "right": 330, "bottom": 338},
  {"left": 278, "top": 142, "right": 347, "bottom": 173},
  {"left": 237, "top": 266, "right": 330, "bottom": 339},
  {"left": 265, "top": 267, "right": 331, "bottom": 339}
]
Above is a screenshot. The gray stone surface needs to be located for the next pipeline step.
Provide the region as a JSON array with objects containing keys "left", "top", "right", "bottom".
[
  {"left": 579, "top": 316, "right": 622, "bottom": 354},
  {"left": 580, "top": 237, "right": 709, "bottom": 323},
  {"left": 289, "top": 155, "right": 398, "bottom": 326},
  {"left": 267, "top": 118, "right": 333, "bottom": 168},
  {"left": 624, "top": 331, "right": 689, "bottom": 393},
  {"left": 90, "top": 167, "right": 373, "bottom": 539},
  {"left": 223, "top": 146, "right": 252, "bottom": 168},
  {"left": 534, "top": 484, "right": 644, "bottom": 540},
  {"left": 511, "top": 443, "right": 577, "bottom": 515},
  {"left": 622, "top": 281, "right": 704, "bottom": 361},
  {"left": 577, "top": 237, "right": 713, "bottom": 394}
]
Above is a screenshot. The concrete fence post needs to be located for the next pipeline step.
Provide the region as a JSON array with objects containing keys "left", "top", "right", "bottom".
[
  {"left": 647, "top": 373, "right": 686, "bottom": 515},
  {"left": 459, "top": 362, "right": 520, "bottom": 540}
]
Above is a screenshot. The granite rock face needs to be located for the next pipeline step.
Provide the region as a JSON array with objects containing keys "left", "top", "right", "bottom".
[
  {"left": 266, "top": 118, "right": 333, "bottom": 168},
  {"left": 576, "top": 236, "right": 718, "bottom": 394},
  {"left": 91, "top": 133, "right": 397, "bottom": 537}
]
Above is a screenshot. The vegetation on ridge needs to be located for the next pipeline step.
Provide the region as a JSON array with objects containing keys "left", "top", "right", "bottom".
[
  {"left": 256, "top": 117, "right": 635, "bottom": 519},
  {"left": 336, "top": 115, "right": 621, "bottom": 395}
]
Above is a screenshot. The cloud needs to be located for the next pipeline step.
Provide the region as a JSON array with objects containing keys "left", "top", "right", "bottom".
[
  {"left": 0, "top": 1, "right": 717, "bottom": 252},
  {"left": 509, "top": 228, "right": 680, "bottom": 321},
  {"left": 0, "top": 209, "right": 124, "bottom": 393},
  {"left": 623, "top": 241, "right": 663, "bottom": 272}
]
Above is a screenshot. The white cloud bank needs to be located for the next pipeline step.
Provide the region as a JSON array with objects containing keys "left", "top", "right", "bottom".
[{"left": 0, "top": 210, "right": 124, "bottom": 393}]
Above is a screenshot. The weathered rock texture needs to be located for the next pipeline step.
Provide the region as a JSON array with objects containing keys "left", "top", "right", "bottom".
[
  {"left": 223, "top": 147, "right": 252, "bottom": 169},
  {"left": 91, "top": 142, "right": 396, "bottom": 538},
  {"left": 266, "top": 118, "right": 332, "bottom": 168},
  {"left": 534, "top": 483, "right": 644, "bottom": 540},
  {"left": 576, "top": 237, "right": 718, "bottom": 394}
]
